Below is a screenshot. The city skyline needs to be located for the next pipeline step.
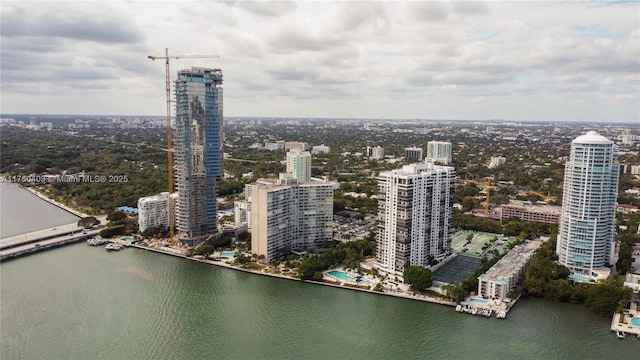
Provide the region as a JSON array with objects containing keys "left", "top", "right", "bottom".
[{"left": 1, "top": 1, "right": 638, "bottom": 123}]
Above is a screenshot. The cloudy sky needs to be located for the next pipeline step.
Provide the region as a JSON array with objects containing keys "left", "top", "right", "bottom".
[{"left": 1, "top": 1, "right": 638, "bottom": 122}]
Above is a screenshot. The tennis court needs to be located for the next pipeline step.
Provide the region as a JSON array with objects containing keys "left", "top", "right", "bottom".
[{"left": 432, "top": 255, "right": 483, "bottom": 285}]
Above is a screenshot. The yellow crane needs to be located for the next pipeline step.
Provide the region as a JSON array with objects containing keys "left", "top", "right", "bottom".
[
  {"left": 467, "top": 178, "right": 498, "bottom": 213},
  {"left": 147, "top": 49, "right": 220, "bottom": 244},
  {"left": 530, "top": 191, "right": 556, "bottom": 206}
]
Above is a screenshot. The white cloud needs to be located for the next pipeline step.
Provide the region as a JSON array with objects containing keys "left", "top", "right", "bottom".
[{"left": 0, "top": 0, "right": 638, "bottom": 122}]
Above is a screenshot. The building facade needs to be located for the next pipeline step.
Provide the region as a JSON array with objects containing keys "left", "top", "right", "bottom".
[
  {"left": 174, "top": 67, "right": 223, "bottom": 241},
  {"left": 376, "top": 162, "right": 455, "bottom": 276},
  {"left": 426, "top": 141, "right": 452, "bottom": 165},
  {"left": 556, "top": 131, "right": 619, "bottom": 279},
  {"left": 138, "top": 192, "right": 177, "bottom": 232},
  {"left": 250, "top": 175, "right": 335, "bottom": 260},
  {"left": 286, "top": 149, "right": 312, "bottom": 183},
  {"left": 478, "top": 242, "right": 537, "bottom": 300},
  {"left": 500, "top": 201, "right": 561, "bottom": 224},
  {"left": 404, "top": 147, "right": 424, "bottom": 161}
]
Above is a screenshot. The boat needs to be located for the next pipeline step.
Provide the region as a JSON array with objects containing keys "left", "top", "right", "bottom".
[
  {"left": 471, "top": 307, "right": 478, "bottom": 315},
  {"left": 105, "top": 243, "right": 123, "bottom": 251},
  {"left": 616, "top": 330, "right": 626, "bottom": 339},
  {"left": 456, "top": 305, "right": 462, "bottom": 312}
]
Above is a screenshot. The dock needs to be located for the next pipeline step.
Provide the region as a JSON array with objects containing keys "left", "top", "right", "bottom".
[{"left": 610, "top": 302, "right": 640, "bottom": 339}]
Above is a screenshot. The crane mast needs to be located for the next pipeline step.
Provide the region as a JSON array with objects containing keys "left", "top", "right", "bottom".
[{"left": 148, "top": 48, "right": 219, "bottom": 244}]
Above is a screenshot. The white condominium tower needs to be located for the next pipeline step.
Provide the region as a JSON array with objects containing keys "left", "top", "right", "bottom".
[
  {"left": 426, "top": 141, "right": 452, "bottom": 165},
  {"left": 376, "top": 162, "right": 455, "bottom": 276},
  {"left": 251, "top": 174, "right": 335, "bottom": 261},
  {"left": 286, "top": 149, "right": 312, "bottom": 183},
  {"left": 138, "top": 192, "right": 176, "bottom": 232},
  {"left": 556, "top": 131, "right": 618, "bottom": 280}
]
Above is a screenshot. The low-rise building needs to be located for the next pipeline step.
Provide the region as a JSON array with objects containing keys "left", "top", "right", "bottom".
[
  {"left": 312, "top": 144, "right": 331, "bottom": 154},
  {"left": 501, "top": 201, "right": 561, "bottom": 223},
  {"left": 478, "top": 241, "right": 539, "bottom": 300}
]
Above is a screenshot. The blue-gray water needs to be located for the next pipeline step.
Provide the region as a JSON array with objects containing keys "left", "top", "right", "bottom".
[
  {"left": 1, "top": 244, "right": 638, "bottom": 359},
  {"left": 0, "top": 183, "right": 79, "bottom": 238}
]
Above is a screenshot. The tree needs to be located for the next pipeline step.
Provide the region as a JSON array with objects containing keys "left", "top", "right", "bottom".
[
  {"left": 107, "top": 211, "right": 127, "bottom": 222},
  {"left": 442, "top": 284, "right": 466, "bottom": 303},
  {"left": 584, "top": 277, "right": 631, "bottom": 317},
  {"left": 403, "top": 266, "right": 433, "bottom": 292},
  {"left": 78, "top": 216, "right": 100, "bottom": 229}
]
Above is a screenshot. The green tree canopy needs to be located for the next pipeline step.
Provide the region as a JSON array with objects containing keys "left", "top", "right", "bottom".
[{"left": 403, "top": 266, "right": 433, "bottom": 292}]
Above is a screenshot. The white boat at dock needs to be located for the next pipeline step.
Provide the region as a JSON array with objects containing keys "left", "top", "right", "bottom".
[
  {"left": 105, "top": 243, "right": 123, "bottom": 251},
  {"left": 616, "top": 330, "right": 626, "bottom": 339}
]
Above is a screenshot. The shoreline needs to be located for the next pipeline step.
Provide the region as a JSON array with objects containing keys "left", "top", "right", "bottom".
[
  {"left": 20, "top": 184, "right": 89, "bottom": 218},
  {"left": 131, "top": 243, "right": 458, "bottom": 308}
]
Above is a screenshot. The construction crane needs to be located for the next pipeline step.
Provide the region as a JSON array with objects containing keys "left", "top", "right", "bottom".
[
  {"left": 466, "top": 178, "right": 498, "bottom": 213},
  {"left": 147, "top": 48, "right": 220, "bottom": 244},
  {"left": 530, "top": 191, "right": 556, "bottom": 206}
]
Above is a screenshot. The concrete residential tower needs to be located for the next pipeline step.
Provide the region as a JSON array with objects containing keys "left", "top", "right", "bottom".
[
  {"left": 376, "top": 162, "right": 455, "bottom": 276},
  {"left": 426, "top": 141, "right": 452, "bottom": 165},
  {"left": 173, "top": 67, "right": 223, "bottom": 242},
  {"left": 556, "top": 131, "right": 618, "bottom": 280},
  {"left": 286, "top": 149, "right": 311, "bottom": 183}
]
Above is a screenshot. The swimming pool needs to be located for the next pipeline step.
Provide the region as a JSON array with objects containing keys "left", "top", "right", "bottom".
[
  {"left": 568, "top": 274, "right": 594, "bottom": 282},
  {"left": 122, "top": 236, "right": 134, "bottom": 242},
  {"left": 632, "top": 317, "right": 640, "bottom": 327},
  {"left": 327, "top": 270, "right": 355, "bottom": 282},
  {"left": 470, "top": 298, "right": 488, "bottom": 305},
  {"left": 220, "top": 251, "right": 236, "bottom": 258}
]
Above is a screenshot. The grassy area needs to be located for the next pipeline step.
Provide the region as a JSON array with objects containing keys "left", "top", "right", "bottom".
[{"left": 245, "top": 263, "right": 266, "bottom": 270}]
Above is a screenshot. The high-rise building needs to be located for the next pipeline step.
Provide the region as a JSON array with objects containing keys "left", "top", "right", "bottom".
[
  {"left": 404, "top": 147, "right": 424, "bottom": 161},
  {"left": 173, "top": 67, "right": 223, "bottom": 242},
  {"left": 286, "top": 149, "right": 312, "bottom": 183},
  {"left": 250, "top": 174, "right": 335, "bottom": 261},
  {"left": 426, "top": 141, "right": 452, "bottom": 165},
  {"left": 138, "top": 192, "right": 176, "bottom": 232},
  {"left": 556, "top": 131, "right": 618, "bottom": 280},
  {"left": 376, "top": 162, "right": 455, "bottom": 276}
]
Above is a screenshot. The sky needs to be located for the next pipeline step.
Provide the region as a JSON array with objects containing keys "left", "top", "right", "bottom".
[{"left": 1, "top": 1, "right": 639, "bottom": 123}]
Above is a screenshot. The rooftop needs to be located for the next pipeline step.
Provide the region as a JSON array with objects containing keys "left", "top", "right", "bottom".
[{"left": 573, "top": 131, "right": 612, "bottom": 145}]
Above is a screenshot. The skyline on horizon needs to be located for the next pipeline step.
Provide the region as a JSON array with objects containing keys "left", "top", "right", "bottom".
[{"left": 1, "top": 1, "right": 639, "bottom": 123}]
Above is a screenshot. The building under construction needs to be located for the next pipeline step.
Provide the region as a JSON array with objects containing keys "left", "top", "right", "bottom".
[{"left": 174, "top": 67, "right": 223, "bottom": 245}]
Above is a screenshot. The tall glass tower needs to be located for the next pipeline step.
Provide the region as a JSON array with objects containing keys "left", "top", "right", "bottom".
[
  {"left": 556, "top": 131, "right": 618, "bottom": 279},
  {"left": 174, "top": 67, "right": 223, "bottom": 241}
]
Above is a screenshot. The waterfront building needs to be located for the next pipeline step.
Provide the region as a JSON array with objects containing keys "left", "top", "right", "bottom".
[
  {"left": 500, "top": 201, "right": 561, "bottom": 224},
  {"left": 426, "top": 141, "right": 452, "bottom": 165},
  {"left": 478, "top": 241, "right": 539, "bottom": 300},
  {"left": 376, "top": 162, "right": 455, "bottom": 276},
  {"left": 556, "top": 131, "right": 619, "bottom": 279},
  {"left": 286, "top": 149, "right": 312, "bottom": 183},
  {"left": 174, "top": 67, "right": 223, "bottom": 243},
  {"left": 488, "top": 156, "right": 506, "bottom": 168},
  {"left": 404, "top": 147, "right": 424, "bottom": 161},
  {"left": 138, "top": 192, "right": 176, "bottom": 232},
  {"left": 250, "top": 174, "right": 335, "bottom": 260},
  {"left": 312, "top": 144, "right": 331, "bottom": 154}
]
